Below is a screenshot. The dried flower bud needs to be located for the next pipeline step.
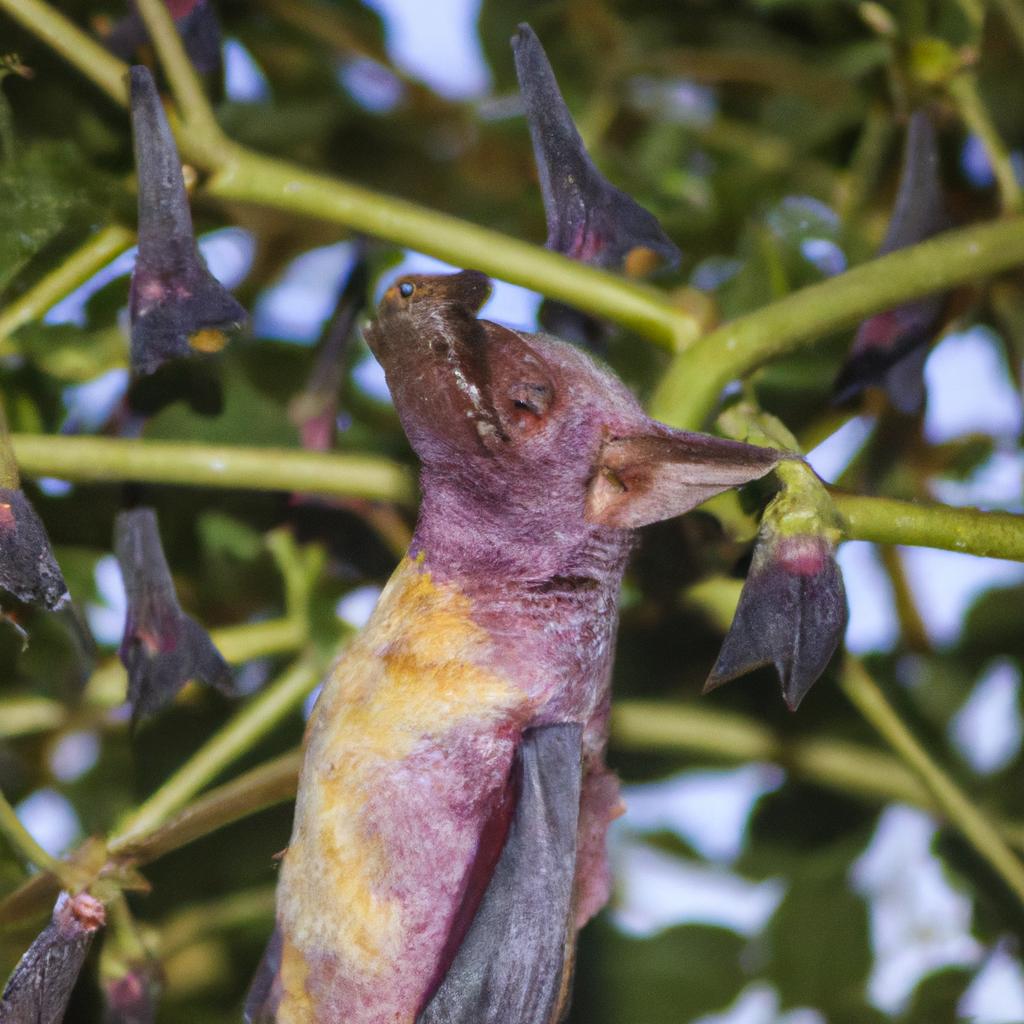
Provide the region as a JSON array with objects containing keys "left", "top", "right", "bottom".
[
  {"left": 0, "top": 487, "right": 69, "bottom": 611},
  {"left": 105, "top": 1, "right": 223, "bottom": 80},
  {"left": 511, "top": 23, "right": 680, "bottom": 275},
  {"left": 289, "top": 244, "right": 370, "bottom": 452},
  {"left": 128, "top": 65, "right": 245, "bottom": 379},
  {"left": 705, "top": 522, "right": 847, "bottom": 711},
  {"left": 834, "top": 110, "right": 949, "bottom": 412},
  {"left": 115, "top": 506, "right": 233, "bottom": 722},
  {"left": 0, "top": 891, "right": 105, "bottom": 1024}
]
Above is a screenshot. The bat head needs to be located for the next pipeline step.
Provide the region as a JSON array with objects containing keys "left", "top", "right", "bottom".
[{"left": 365, "top": 270, "right": 784, "bottom": 576}]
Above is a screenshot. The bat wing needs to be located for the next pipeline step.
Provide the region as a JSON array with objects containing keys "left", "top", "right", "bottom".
[
  {"left": 243, "top": 923, "right": 283, "bottom": 1024},
  {"left": 418, "top": 722, "right": 584, "bottom": 1024}
]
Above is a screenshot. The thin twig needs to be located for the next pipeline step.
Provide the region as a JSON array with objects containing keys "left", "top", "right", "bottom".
[
  {"left": 841, "top": 659, "right": 1024, "bottom": 908},
  {"left": 108, "top": 656, "right": 322, "bottom": 851},
  {"left": 0, "top": 224, "right": 135, "bottom": 347},
  {"left": 134, "top": 0, "right": 227, "bottom": 159}
]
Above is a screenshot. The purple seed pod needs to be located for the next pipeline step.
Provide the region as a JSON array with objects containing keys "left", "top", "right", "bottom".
[
  {"left": 114, "top": 506, "right": 233, "bottom": 723},
  {"left": 705, "top": 529, "right": 848, "bottom": 711},
  {"left": 128, "top": 65, "right": 245, "bottom": 378},
  {"left": 105, "top": 0, "right": 223, "bottom": 81},
  {"left": 511, "top": 23, "right": 680, "bottom": 275},
  {"left": 0, "top": 891, "right": 106, "bottom": 1024},
  {"left": 834, "top": 109, "right": 950, "bottom": 412}
]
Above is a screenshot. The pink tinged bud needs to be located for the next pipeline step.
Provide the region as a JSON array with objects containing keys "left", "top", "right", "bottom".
[
  {"left": 105, "top": 1, "right": 223, "bottom": 79},
  {"left": 102, "top": 960, "right": 160, "bottom": 1024},
  {"left": 704, "top": 532, "right": 847, "bottom": 711},
  {"left": 0, "top": 487, "right": 70, "bottom": 611},
  {"left": 511, "top": 24, "right": 680, "bottom": 275},
  {"left": 834, "top": 110, "right": 949, "bottom": 412},
  {"left": 128, "top": 66, "right": 245, "bottom": 379},
  {"left": 0, "top": 892, "right": 105, "bottom": 1024},
  {"left": 114, "top": 507, "right": 234, "bottom": 723}
]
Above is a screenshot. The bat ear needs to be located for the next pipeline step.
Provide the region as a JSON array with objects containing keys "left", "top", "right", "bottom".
[{"left": 586, "top": 429, "right": 787, "bottom": 529}]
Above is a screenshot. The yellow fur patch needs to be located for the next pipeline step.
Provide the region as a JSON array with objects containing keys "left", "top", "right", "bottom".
[{"left": 276, "top": 557, "right": 522, "bottom": 1019}]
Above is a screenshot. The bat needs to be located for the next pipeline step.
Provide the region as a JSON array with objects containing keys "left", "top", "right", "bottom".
[{"left": 247, "top": 270, "right": 785, "bottom": 1024}]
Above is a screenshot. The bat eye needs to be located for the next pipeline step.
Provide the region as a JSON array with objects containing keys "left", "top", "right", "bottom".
[
  {"left": 508, "top": 382, "right": 553, "bottom": 427},
  {"left": 399, "top": 281, "right": 415, "bottom": 298}
]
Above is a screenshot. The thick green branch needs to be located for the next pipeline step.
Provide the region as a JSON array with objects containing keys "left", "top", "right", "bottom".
[
  {"left": 833, "top": 490, "right": 1024, "bottom": 561},
  {"left": 0, "top": 224, "right": 135, "bottom": 347},
  {"left": 10, "top": 434, "right": 415, "bottom": 503},
  {"left": 204, "top": 151, "right": 688, "bottom": 345},
  {"left": 0, "top": 0, "right": 691, "bottom": 347},
  {"left": 651, "top": 216, "right": 1024, "bottom": 429}
]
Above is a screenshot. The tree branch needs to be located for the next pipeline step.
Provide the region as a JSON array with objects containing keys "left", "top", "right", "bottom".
[
  {"left": 0, "top": 785, "right": 72, "bottom": 883},
  {"left": 833, "top": 490, "right": 1024, "bottom": 562},
  {"left": 108, "top": 655, "right": 322, "bottom": 851},
  {"left": 0, "top": 224, "right": 135, "bottom": 348},
  {"left": 948, "top": 71, "right": 1022, "bottom": 214},
  {"left": 10, "top": 434, "right": 415, "bottom": 503},
  {"left": 650, "top": 216, "right": 1024, "bottom": 429},
  {"left": 134, "top": 0, "right": 227, "bottom": 160}
]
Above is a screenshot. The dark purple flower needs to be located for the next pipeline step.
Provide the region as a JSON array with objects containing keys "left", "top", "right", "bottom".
[
  {"left": 0, "top": 486, "right": 69, "bottom": 612},
  {"left": 128, "top": 65, "right": 245, "bottom": 379},
  {"left": 834, "top": 109, "right": 950, "bottom": 412},
  {"left": 0, "top": 891, "right": 105, "bottom": 1024},
  {"left": 511, "top": 24, "right": 680, "bottom": 353},
  {"left": 115, "top": 506, "right": 233, "bottom": 723},
  {"left": 512, "top": 24, "right": 680, "bottom": 273},
  {"left": 289, "top": 243, "right": 370, "bottom": 452},
  {"left": 105, "top": 0, "right": 223, "bottom": 80},
  {"left": 704, "top": 529, "right": 847, "bottom": 711}
]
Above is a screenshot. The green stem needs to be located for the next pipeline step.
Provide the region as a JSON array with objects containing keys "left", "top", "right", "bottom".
[
  {"left": 0, "top": 0, "right": 128, "bottom": 106},
  {"left": 0, "top": 225, "right": 135, "bottom": 348},
  {"left": 650, "top": 215, "right": 1024, "bottom": 428},
  {"left": 0, "top": 697, "right": 66, "bottom": 738},
  {"left": 993, "top": 0, "right": 1024, "bottom": 59},
  {"left": 948, "top": 72, "right": 1022, "bottom": 214},
  {"left": 10, "top": 434, "right": 415, "bottom": 503},
  {"left": 0, "top": 0, "right": 691, "bottom": 347},
  {"left": 204, "top": 150, "right": 689, "bottom": 346},
  {"left": 832, "top": 490, "right": 1024, "bottom": 561},
  {"left": 841, "top": 659, "right": 1024, "bottom": 907},
  {"left": 611, "top": 700, "right": 1024, "bottom": 850},
  {"left": 108, "top": 656, "right": 321, "bottom": 851},
  {"left": 0, "top": 785, "right": 73, "bottom": 883},
  {"left": 113, "top": 750, "right": 302, "bottom": 864},
  {"left": 134, "top": 0, "right": 226, "bottom": 161},
  {"left": 158, "top": 885, "right": 277, "bottom": 960}
]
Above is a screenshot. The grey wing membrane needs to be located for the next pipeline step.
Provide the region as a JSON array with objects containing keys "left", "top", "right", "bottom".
[
  {"left": 418, "top": 722, "right": 584, "bottom": 1024},
  {"left": 243, "top": 924, "right": 283, "bottom": 1024}
]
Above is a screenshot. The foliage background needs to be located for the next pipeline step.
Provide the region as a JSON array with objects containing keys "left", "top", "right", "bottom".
[{"left": 1, "top": 0, "right": 1024, "bottom": 1021}]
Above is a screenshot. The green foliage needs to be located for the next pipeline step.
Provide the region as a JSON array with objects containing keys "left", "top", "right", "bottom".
[{"left": 0, "top": 0, "right": 1023, "bottom": 1021}]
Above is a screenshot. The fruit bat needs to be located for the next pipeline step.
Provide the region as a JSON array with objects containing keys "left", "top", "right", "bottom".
[{"left": 246, "top": 270, "right": 786, "bottom": 1024}]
